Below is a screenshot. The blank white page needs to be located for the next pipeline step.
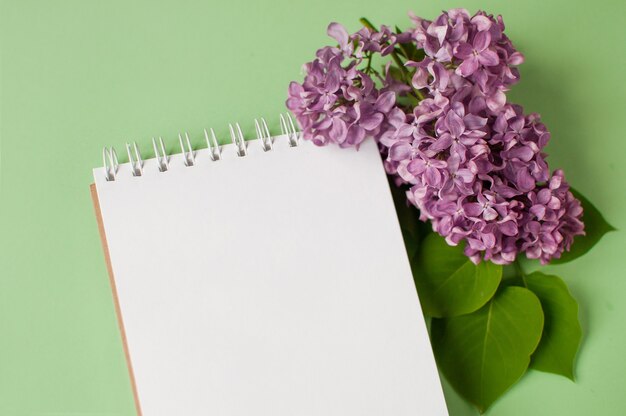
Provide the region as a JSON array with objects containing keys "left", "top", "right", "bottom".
[{"left": 93, "top": 135, "right": 448, "bottom": 416}]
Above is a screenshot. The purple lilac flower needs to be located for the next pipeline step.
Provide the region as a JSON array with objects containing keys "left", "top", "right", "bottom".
[
  {"left": 409, "top": 8, "right": 523, "bottom": 112},
  {"left": 287, "top": 23, "right": 402, "bottom": 147},
  {"left": 287, "top": 9, "right": 585, "bottom": 264},
  {"left": 352, "top": 24, "right": 412, "bottom": 56},
  {"left": 387, "top": 95, "right": 584, "bottom": 264}
]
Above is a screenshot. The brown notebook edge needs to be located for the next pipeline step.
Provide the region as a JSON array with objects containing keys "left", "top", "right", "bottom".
[{"left": 90, "top": 183, "right": 143, "bottom": 416}]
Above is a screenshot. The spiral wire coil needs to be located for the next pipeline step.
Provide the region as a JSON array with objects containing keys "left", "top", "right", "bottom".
[{"left": 102, "top": 113, "right": 300, "bottom": 181}]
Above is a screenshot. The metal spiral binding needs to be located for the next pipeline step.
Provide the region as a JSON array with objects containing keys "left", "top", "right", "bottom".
[
  {"left": 229, "top": 123, "right": 247, "bottom": 157},
  {"left": 100, "top": 113, "right": 300, "bottom": 181},
  {"left": 103, "top": 147, "right": 119, "bottom": 181},
  {"left": 204, "top": 128, "right": 221, "bottom": 161},
  {"left": 126, "top": 142, "right": 144, "bottom": 176},
  {"left": 255, "top": 118, "right": 272, "bottom": 151},
  {"left": 152, "top": 137, "right": 169, "bottom": 172},
  {"left": 279, "top": 113, "right": 299, "bottom": 147},
  {"left": 178, "top": 132, "right": 196, "bottom": 166}
]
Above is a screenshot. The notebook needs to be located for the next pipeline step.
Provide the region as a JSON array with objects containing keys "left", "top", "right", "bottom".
[{"left": 91, "top": 115, "right": 448, "bottom": 416}]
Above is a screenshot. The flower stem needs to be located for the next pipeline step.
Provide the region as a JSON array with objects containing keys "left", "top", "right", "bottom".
[{"left": 359, "top": 17, "right": 425, "bottom": 101}]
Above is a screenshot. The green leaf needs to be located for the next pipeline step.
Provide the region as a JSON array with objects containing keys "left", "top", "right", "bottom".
[
  {"left": 394, "top": 26, "right": 425, "bottom": 62},
  {"left": 359, "top": 17, "right": 378, "bottom": 32},
  {"left": 431, "top": 286, "right": 544, "bottom": 413},
  {"left": 413, "top": 233, "right": 502, "bottom": 317},
  {"left": 523, "top": 272, "right": 582, "bottom": 379},
  {"left": 395, "top": 93, "right": 421, "bottom": 108},
  {"left": 393, "top": 46, "right": 406, "bottom": 59},
  {"left": 552, "top": 188, "right": 615, "bottom": 264},
  {"left": 386, "top": 64, "right": 405, "bottom": 82}
]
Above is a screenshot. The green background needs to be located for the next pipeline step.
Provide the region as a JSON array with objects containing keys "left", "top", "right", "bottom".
[{"left": 1, "top": 0, "right": 624, "bottom": 414}]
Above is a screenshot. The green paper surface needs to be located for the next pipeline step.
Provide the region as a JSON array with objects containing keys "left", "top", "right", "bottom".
[{"left": 1, "top": 0, "right": 624, "bottom": 415}]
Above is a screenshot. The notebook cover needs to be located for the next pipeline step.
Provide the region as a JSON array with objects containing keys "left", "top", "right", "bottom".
[{"left": 91, "top": 183, "right": 143, "bottom": 415}]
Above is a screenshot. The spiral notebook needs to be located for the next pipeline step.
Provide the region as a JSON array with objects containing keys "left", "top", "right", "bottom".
[{"left": 91, "top": 115, "right": 448, "bottom": 416}]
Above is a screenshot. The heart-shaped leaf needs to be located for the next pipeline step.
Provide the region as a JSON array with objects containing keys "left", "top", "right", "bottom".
[
  {"left": 431, "top": 286, "right": 544, "bottom": 413},
  {"left": 523, "top": 272, "right": 582, "bottom": 379},
  {"left": 412, "top": 233, "right": 502, "bottom": 317},
  {"left": 552, "top": 188, "right": 615, "bottom": 264}
]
